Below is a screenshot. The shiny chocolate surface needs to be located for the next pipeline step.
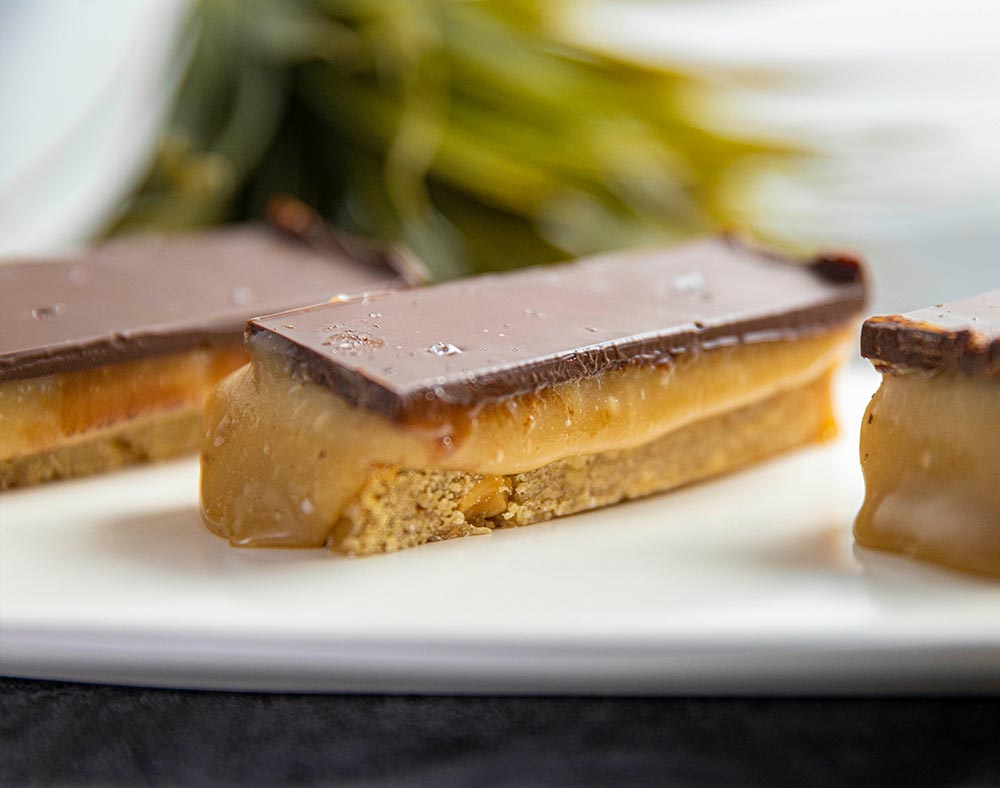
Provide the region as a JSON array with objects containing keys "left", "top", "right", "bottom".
[
  {"left": 0, "top": 224, "right": 405, "bottom": 381},
  {"left": 861, "top": 289, "right": 1000, "bottom": 377},
  {"left": 250, "top": 237, "right": 866, "bottom": 420}
]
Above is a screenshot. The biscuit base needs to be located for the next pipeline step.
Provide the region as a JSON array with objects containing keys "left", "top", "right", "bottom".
[
  {"left": 0, "top": 408, "right": 200, "bottom": 489},
  {"left": 332, "top": 370, "right": 837, "bottom": 555}
]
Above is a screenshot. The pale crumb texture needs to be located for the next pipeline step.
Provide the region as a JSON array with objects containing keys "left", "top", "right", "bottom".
[
  {"left": 333, "top": 372, "right": 837, "bottom": 555},
  {"left": 0, "top": 409, "right": 201, "bottom": 489}
]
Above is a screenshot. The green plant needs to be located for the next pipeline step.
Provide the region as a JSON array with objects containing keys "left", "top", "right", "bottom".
[{"left": 111, "top": 0, "right": 784, "bottom": 279}]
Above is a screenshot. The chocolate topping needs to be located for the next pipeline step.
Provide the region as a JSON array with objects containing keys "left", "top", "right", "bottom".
[
  {"left": 249, "top": 237, "right": 866, "bottom": 420},
  {"left": 0, "top": 224, "right": 405, "bottom": 382},
  {"left": 861, "top": 290, "right": 1000, "bottom": 378}
]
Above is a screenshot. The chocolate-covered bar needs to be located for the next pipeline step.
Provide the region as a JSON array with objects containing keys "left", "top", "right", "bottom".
[
  {"left": 855, "top": 290, "right": 1000, "bottom": 576},
  {"left": 0, "top": 221, "right": 408, "bottom": 488},
  {"left": 201, "top": 236, "right": 865, "bottom": 554}
]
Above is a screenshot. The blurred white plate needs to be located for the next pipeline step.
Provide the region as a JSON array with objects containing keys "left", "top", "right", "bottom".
[
  {"left": 2, "top": 366, "right": 999, "bottom": 694},
  {"left": 0, "top": 0, "right": 187, "bottom": 257}
]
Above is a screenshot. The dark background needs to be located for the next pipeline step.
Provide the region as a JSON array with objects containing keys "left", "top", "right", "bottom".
[{"left": 3, "top": 678, "right": 1000, "bottom": 787}]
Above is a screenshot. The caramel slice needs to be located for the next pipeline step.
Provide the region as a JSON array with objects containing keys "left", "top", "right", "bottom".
[
  {"left": 200, "top": 237, "right": 866, "bottom": 554},
  {"left": 0, "top": 221, "right": 408, "bottom": 488},
  {"left": 856, "top": 291, "right": 1000, "bottom": 577},
  {"left": 0, "top": 347, "right": 246, "bottom": 488}
]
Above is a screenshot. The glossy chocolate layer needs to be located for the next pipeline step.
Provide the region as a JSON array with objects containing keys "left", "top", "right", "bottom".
[
  {"left": 861, "top": 289, "right": 1000, "bottom": 378},
  {"left": 0, "top": 224, "right": 406, "bottom": 382},
  {"left": 249, "top": 237, "right": 866, "bottom": 420}
]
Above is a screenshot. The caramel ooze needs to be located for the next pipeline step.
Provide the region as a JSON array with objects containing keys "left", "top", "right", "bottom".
[
  {"left": 855, "top": 369, "right": 1000, "bottom": 577},
  {"left": 200, "top": 328, "right": 851, "bottom": 548}
]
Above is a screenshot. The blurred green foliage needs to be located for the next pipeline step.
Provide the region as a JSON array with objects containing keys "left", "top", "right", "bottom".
[{"left": 111, "top": 0, "right": 783, "bottom": 280}]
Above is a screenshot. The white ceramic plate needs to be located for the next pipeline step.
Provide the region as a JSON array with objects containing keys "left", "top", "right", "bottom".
[{"left": 2, "top": 366, "right": 999, "bottom": 694}]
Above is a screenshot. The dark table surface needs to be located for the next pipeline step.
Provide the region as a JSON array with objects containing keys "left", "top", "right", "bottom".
[{"left": 3, "top": 678, "right": 1000, "bottom": 787}]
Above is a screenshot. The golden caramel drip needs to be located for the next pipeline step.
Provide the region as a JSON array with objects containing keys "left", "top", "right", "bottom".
[{"left": 855, "top": 370, "right": 1000, "bottom": 577}]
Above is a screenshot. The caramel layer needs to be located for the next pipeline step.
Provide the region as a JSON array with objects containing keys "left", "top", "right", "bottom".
[
  {"left": 855, "top": 370, "right": 1000, "bottom": 577},
  {"left": 331, "top": 370, "right": 838, "bottom": 555},
  {"left": 0, "top": 345, "right": 246, "bottom": 486},
  {"left": 201, "top": 328, "right": 852, "bottom": 548},
  {"left": 0, "top": 408, "right": 203, "bottom": 489}
]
